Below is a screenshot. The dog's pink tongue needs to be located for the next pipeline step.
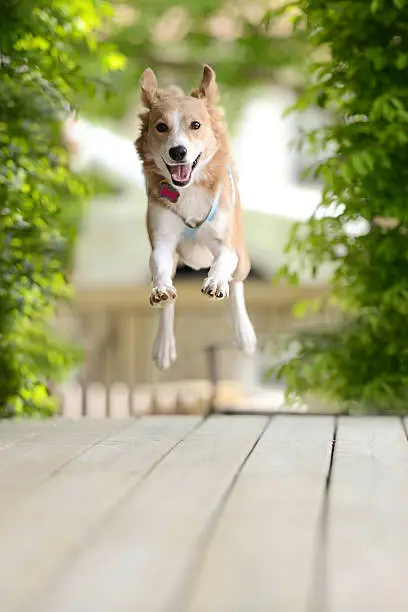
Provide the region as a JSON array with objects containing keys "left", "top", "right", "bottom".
[{"left": 171, "top": 164, "right": 191, "bottom": 182}]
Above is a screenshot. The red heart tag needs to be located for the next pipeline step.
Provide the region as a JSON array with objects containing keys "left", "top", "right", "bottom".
[{"left": 160, "top": 181, "right": 180, "bottom": 204}]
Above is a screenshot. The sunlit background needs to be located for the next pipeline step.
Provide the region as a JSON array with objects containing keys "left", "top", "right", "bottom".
[{"left": 58, "top": 0, "right": 334, "bottom": 416}]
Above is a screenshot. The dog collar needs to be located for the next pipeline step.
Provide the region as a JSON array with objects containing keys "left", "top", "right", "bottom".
[
  {"left": 159, "top": 166, "right": 235, "bottom": 238},
  {"left": 182, "top": 182, "right": 223, "bottom": 239}
]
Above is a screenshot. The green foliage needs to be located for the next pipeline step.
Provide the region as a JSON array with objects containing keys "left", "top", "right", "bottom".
[
  {"left": 78, "top": 0, "right": 307, "bottom": 121},
  {"left": 277, "top": 0, "right": 408, "bottom": 413},
  {"left": 0, "top": 0, "right": 124, "bottom": 417}
]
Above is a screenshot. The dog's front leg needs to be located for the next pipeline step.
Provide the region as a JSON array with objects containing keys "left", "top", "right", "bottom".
[
  {"left": 149, "top": 242, "right": 178, "bottom": 307},
  {"left": 201, "top": 243, "right": 238, "bottom": 300},
  {"left": 148, "top": 206, "right": 182, "bottom": 370},
  {"left": 149, "top": 207, "right": 181, "bottom": 307}
]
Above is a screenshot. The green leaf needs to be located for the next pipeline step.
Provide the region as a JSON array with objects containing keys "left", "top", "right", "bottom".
[
  {"left": 268, "top": 0, "right": 408, "bottom": 415},
  {"left": 0, "top": 0, "right": 119, "bottom": 416}
]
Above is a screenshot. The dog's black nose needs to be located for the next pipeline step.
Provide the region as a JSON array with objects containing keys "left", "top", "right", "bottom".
[{"left": 169, "top": 145, "right": 187, "bottom": 162}]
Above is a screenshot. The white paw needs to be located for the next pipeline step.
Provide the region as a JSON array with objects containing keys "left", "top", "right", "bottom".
[
  {"left": 235, "top": 319, "right": 257, "bottom": 355},
  {"left": 153, "top": 331, "right": 177, "bottom": 370},
  {"left": 201, "top": 277, "right": 229, "bottom": 300},
  {"left": 149, "top": 285, "right": 177, "bottom": 307}
]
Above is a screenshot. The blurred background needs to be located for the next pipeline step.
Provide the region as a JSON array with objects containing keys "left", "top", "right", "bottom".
[
  {"left": 3, "top": 7, "right": 406, "bottom": 611},
  {"left": 56, "top": 0, "right": 334, "bottom": 417}
]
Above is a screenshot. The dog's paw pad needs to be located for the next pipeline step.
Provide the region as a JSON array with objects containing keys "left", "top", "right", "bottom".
[
  {"left": 201, "top": 277, "right": 229, "bottom": 300},
  {"left": 149, "top": 285, "right": 177, "bottom": 307}
]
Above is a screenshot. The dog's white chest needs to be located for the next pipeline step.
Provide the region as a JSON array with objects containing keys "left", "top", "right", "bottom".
[
  {"left": 177, "top": 185, "right": 212, "bottom": 227},
  {"left": 176, "top": 184, "right": 228, "bottom": 270},
  {"left": 177, "top": 185, "right": 227, "bottom": 237}
]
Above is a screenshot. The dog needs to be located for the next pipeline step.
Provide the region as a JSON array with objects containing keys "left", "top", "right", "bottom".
[{"left": 136, "top": 64, "right": 257, "bottom": 370}]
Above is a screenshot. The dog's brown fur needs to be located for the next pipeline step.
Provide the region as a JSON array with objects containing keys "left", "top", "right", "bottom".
[{"left": 135, "top": 66, "right": 250, "bottom": 281}]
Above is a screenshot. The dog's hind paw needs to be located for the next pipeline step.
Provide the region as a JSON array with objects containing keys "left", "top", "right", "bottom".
[
  {"left": 235, "top": 319, "right": 257, "bottom": 355},
  {"left": 153, "top": 331, "right": 177, "bottom": 370},
  {"left": 149, "top": 285, "right": 177, "bottom": 307},
  {"left": 201, "top": 277, "right": 229, "bottom": 300}
]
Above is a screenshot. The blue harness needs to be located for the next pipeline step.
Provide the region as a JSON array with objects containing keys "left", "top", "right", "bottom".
[{"left": 182, "top": 165, "right": 236, "bottom": 239}]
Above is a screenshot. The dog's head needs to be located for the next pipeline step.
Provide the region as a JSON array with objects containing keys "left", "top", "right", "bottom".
[{"left": 136, "top": 65, "right": 221, "bottom": 188}]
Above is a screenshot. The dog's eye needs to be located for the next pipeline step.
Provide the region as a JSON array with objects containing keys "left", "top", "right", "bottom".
[
  {"left": 190, "top": 121, "right": 201, "bottom": 130},
  {"left": 156, "top": 122, "right": 168, "bottom": 133}
]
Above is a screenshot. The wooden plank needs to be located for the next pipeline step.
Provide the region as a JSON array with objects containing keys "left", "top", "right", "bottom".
[
  {"left": 327, "top": 417, "right": 408, "bottom": 612},
  {"left": 0, "top": 416, "right": 200, "bottom": 612},
  {"left": 0, "top": 418, "right": 131, "bottom": 488},
  {"left": 60, "top": 415, "right": 201, "bottom": 476},
  {"left": 0, "top": 419, "right": 133, "bottom": 528},
  {"left": 186, "top": 415, "right": 335, "bottom": 612},
  {"left": 35, "top": 415, "right": 268, "bottom": 612},
  {"left": 0, "top": 419, "right": 59, "bottom": 451}
]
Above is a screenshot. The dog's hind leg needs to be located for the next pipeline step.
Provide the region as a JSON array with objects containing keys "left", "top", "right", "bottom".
[
  {"left": 152, "top": 256, "right": 178, "bottom": 370},
  {"left": 152, "top": 301, "right": 177, "bottom": 370},
  {"left": 229, "top": 280, "right": 257, "bottom": 355}
]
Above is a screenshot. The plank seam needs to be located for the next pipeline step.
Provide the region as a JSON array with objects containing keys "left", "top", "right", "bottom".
[
  {"left": 42, "top": 416, "right": 205, "bottom": 587},
  {"left": 400, "top": 416, "right": 408, "bottom": 443},
  {"left": 307, "top": 415, "right": 338, "bottom": 612},
  {"left": 174, "top": 416, "right": 272, "bottom": 612},
  {"left": 47, "top": 420, "right": 138, "bottom": 481},
  {"left": 216, "top": 409, "right": 348, "bottom": 417},
  {"left": 325, "top": 417, "right": 337, "bottom": 493}
]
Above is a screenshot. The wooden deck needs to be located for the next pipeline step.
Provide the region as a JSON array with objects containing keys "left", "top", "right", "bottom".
[{"left": 1, "top": 415, "right": 408, "bottom": 612}]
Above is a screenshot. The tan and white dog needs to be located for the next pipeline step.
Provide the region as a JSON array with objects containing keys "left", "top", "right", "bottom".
[{"left": 136, "top": 64, "right": 256, "bottom": 370}]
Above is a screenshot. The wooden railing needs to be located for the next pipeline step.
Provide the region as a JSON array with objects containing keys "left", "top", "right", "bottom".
[{"left": 56, "top": 281, "right": 331, "bottom": 416}]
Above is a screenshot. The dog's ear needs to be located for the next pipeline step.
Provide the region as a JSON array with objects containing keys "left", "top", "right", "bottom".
[
  {"left": 140, "top": 68, "right": 158, "bottom": 108},
  {"left": 191, "top": 65, "right": 218, "bottom": 105}
]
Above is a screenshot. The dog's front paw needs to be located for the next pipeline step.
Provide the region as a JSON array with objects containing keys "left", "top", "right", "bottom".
[
  {"left": 149, "top": 285, "right": 177, "bottom": 307},
  {"left": 201, "top": 277, "right": 229, "bottom": 300}
]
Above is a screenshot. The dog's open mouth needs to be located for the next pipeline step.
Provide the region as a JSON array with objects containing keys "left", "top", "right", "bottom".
[{"left": 165, "top": 154, "right": 201, "bottom": 187}]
